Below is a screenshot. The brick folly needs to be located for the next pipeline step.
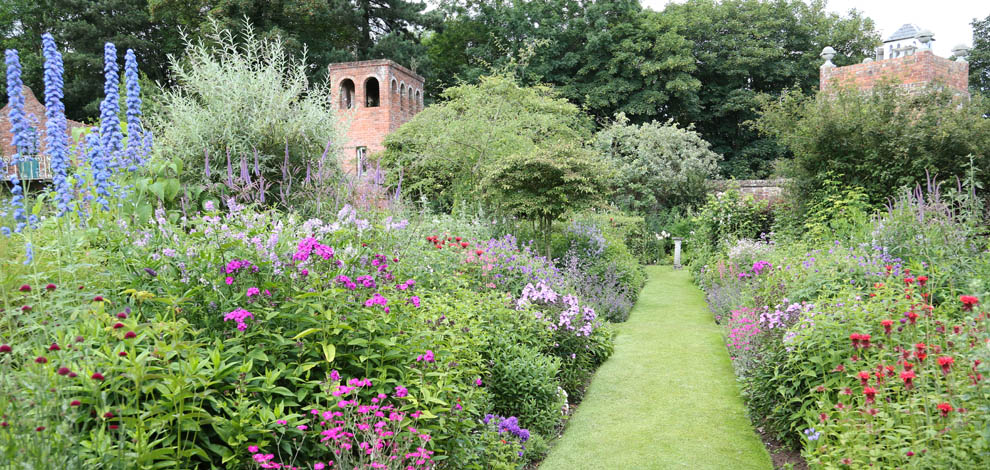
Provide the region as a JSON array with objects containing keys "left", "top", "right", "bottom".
[{"left": 328, "top": 59, "right": 425, "bottom": 173}]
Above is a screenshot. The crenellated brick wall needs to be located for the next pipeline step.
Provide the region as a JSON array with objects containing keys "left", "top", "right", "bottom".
[
  {"left": 820, "top": 50, "right": 968, "bottom": 95},
  {"left": 328, "top": 60, "right": 425, "bottom": 174}
]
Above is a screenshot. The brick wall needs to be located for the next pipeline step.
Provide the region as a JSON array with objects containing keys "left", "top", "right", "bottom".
[
  {"left": 707, "top": 179, "right": 788, "bottom": 202},
  {"left": 820, "top": 51, "right": 968, "bottom": 95},
  {"left": 328, "top": 59, "right": 425, "bottom": 174},
  {"left": 1, "top": 85, "right": 85, "bottom": 180}
]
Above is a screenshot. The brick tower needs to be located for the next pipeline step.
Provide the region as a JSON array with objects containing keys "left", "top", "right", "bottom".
[{"left": 328, "top": 59, "right": 425, "bottom": 173}]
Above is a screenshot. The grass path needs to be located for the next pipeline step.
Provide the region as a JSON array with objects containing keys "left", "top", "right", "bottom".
[{"left": 539, "top": 266, "right": 772, "bottom": 470}]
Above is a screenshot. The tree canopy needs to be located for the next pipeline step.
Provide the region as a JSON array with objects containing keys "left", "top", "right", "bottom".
[{"left": 971, "top": 13, "right": 990, "bottom": 94}]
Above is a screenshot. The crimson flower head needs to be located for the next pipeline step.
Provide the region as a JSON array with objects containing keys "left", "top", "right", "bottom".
[
  {"left": 455, "top": 237, "right": 462, "bottom": 242},
  {"left": 45, "top": 283, "right": 56, "bottom": 291},
  {"left": 960, "top": 295, "right": 979, "bottom": 311},
  {"left": 850, "top": 333, "right": 862, "bottom": 347},
  {"left": 858, "top": 371, "right": 871, "bottom": 386},
  {"left": 109, "top": 424, "right": 119, "bottom": 430},
  {"left": 112, "top": 322, "right": 125, "bottom": 329},
  {"left": 0, "top": 344, "right": 11, "bottom": 353},
  {"left": 116, "top": 312, "right": 127, "bottom": 319},
  {"left": 938, "top": 356, "right": 954, "bottom": 375},
  {"left": 915, "top": 343, "right": 927, "bottom": 353},
  {"left": 881, "top": 319, "right": 894, "bottom": 335},
  {"left": 901, "top": 370, "right": 916, "bottom": 390},
  {"left": 35, "top": 356, "right": 48, "bottom": 364},
  {"left": 35, "top": 426, "right": 45, "bottom": 432},
  {"left": 860, "top": 334, "right": 871, "bottom": 348},
  {"left": 57, "top": 367, "right": 71, "bottom": 376},
  {"left": 91, "top": 372, "right": 105, "bottom": 381},
  {"left": 21, "top": 305, "right": 32, "bottom": 312},
  {"left": 118, "top": 351, "right": 127, "bottom": 357},
  {"left": 937, "top": 402, "right": 954, "bottom": 417},
  {"left": 93, "top": 296, "right": 105, "bottom": 302},
  {"left": 917, "top": 276, "right": 928, "bottom": 286},
  {"left": 103, "top": 412, "right": 114, "bottom": 419},
  {"left": 49, "top": 343, "right": 60, "bottom": 351},
  {"left": 124, "top": 331, "right": 136, "bottom": 339},
  {"left": 475, "top": 249, "right": 484, "bottom": 256},
  {"left": 19, "top": 284, "right": 31, "bottom": 292},
  {"left": 907, "top": 311, "right": 919, "bottom": 324},
  {"left": 70, "top": 400, "right": 81, "bottom": 406},
  {"left": 863, "top": 386, "right": 877, "bottom": 404},
  {"left": 904, "top": 277, "right": 914, "bottom": 285}
]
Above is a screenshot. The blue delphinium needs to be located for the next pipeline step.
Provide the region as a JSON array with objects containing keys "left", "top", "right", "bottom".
[
  {"left": 4, "top": 49, "right": 29, "bottom": 233},
  {"left": 42, "top": 33, "right": 73, "bottom": 216},
  {"left": 23, "top": 241, "right": 34, "bottom": 265},
  {"left": 99, "top": 43, "right": 123, "bottom": 166},
  {"left": 86, "top": 129, "right": 112, "bottom": 211},
  {"left": 123, "top": 49, "right": 146, "bottom": 170}
]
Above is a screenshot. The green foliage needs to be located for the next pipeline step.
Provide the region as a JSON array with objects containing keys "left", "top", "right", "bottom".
[
  {"left": 381, "top": 74, "right": 593, "bottom": 212},
  {"left": 153, "top": 21, "right": 341, "bottom": 199},
  {"left": 754, "top": 84, "right": 990, "bottom": 207},
  {"left": 486, "top": 339, "right": 566, "bottom": 436},
  {"left": 970, "top": 14, "right": 990, "bottom": 94},
  {"left": 594, "top": 114, "right": 721, "bottom": 214},
  {"left": 481, "top": 143, "right": 612, "bottom": 255},
  {"left": 800, "top": 175, "right": 871, "bottom": 241},
  {"left": 693, "top": 188, "right": 774, "bottom": 255}
]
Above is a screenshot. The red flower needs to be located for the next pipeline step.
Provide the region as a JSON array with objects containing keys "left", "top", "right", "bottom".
[
  {"left": 901, "top": 370, "right": 916, "bottom": 390},
  {"left": 863, "top": 386, "right": 877, "bottom": 404},
  {"left": 112, "top": 322, "right": 125, "bottom": 329},
  {"left": 19, "top": 284, "right": 31, "bottom": 292},
  {"left": 916, "top": 352, "right": 927, "bottom": 362},
  {"left": 70, "top": 400, "right": 81, "bottom": 406},
  {"left": 938, "top": 356, "right": 954, "bottom": 375},
  {"left": 45, "top": 283, "right": 56, "bottom": 291},
  {"left": 850, "top": 333, "right": 862, "bottom": 348},
  {"left": 68, "top": 372, "right": 77, "bottom": 378},
  {"left": 960, "top": 295, "right": 979, "bottom": 311},
  {"left": 124, "top": 331, "right": 137, "bottom": 339},
  {"left": 475, "top": 249, "right": 484, "bottom": 256},
  {"left": 118, "top": 351, "right": 127, "bottom": 357},
  {"left": 35, "top": 356, "right": 48, "bottom": 364},
  {"left": 858, "top": 371, "right": 871, "bottom": 386},
  {"left": 57, "top": 367, "right": 71, "bottom": 376},
  {"left": 103, "top": 412, "right": 114, "bottom": 419},
  {"left": 917, "top": 275, "right": 928, "bottom": 286},
  {"left": 93, "top": 296, "right": 105, "bottom": 302},
  {"left": 91, "top": 372, "right": 105, "bottom": 381},
  {"left": 907, "top": 311, "right": 918, "bottom": 324},
  {"left": 903, "top": 361, "right": 915, "bottom": 370},
  {"left": 904, "top": 277, "right": 914, "bottom": 285},
  {"left": 881, "top": 319, "right": 893, "bottom": 335},
  {"left": 35, "top": 426, "right": 45, "bottom": 432},
  {"left": 937, "top": 402, "right": 954, "bottom": 417},
  {"left": 455, "top": 237, "right": 462, "bottom": 242},
  {"left": 117, "top": 312, "right": 127, "bottom": 319},
  {"left": 0, "top": 344, "right": 11, "bottom": 353},
  {"left": 49, "top": 343, "right": 60, "bottom": 351},
  {"left": 885, "top": 265, "right": 893, "bottom": 273},
  {"left": 860, "top": 334, "right": 871, "bottom": 348},
  {"left": 109, "top": 424, "right": 119, "bottom": 430},
  {"left": 460, "top": 242, "right": 469, "bottom": 248},
  {"left": 819, "top": 413, "right": 828, "bottom": 423},
  {"left": 953, "top": 325, "right": 962, "bottom": 334},
  {"left": 21, "top": 305, "right": 31, "bottom": 312}
]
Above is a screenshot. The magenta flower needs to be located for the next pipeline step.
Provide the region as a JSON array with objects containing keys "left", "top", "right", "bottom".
[
  {"left": 223, "top": 308, "right": 255, "bottom": 331},
  {"left": 91, "top": 372, "right": 105, "bottom": 381},
  {"left": 0, "top": 344, "right": 10, "bottom": 353},
  {"left": 225, "top": 276, "right": 234, "bottom": 285},
  {"left": 395, "top": 386, "right": 408, "bottom": 398},
  {"left": 246, "top": 287, "right": 260, "bottom": 298}
]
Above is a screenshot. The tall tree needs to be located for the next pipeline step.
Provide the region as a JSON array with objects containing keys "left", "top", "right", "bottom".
[
  {"left": 657, "top": 0, "right": 879, "bottom": 177},
  {"left": 971, "top": 14, "right": 990, "bottom": 94}
]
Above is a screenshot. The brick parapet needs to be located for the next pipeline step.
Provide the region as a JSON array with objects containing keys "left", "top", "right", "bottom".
[{"left": 820, "top": 51, "right": 968, "bottom": 95}]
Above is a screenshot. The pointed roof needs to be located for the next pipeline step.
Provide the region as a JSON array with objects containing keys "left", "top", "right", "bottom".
[{"left": 885, "top": 24, "right": 921, "bottom": 43}]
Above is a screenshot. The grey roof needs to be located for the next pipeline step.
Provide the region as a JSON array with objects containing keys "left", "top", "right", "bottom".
[{"left": 885, "top": 24, "right": 921, "bottom": 42}]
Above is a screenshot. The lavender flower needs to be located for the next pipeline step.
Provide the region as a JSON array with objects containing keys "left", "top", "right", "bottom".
[
  {"left": 99, "top": 43, "right": 123, "bottom": 165},
  {"left": 42, "top": 34, "right": 73, "bottom": 215},
  {"left": 123, "top": 49, "right": 143, "bottom": 139},
  {"left": 86, "top": 130, "right": 112, "bottom": 211}
]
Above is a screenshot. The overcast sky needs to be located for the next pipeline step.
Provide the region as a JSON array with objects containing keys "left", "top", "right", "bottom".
[{"left": 644, "top": 0, "right": 989, "bottom": 57}]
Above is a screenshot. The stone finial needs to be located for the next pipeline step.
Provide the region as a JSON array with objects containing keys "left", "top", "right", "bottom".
[
  {"left": 951, "top": 44, "right": 971, "bottom": 62},
  {"left": 820, "top": 46, "right": 836, "bottom": 67},
  {"left": 915, "top": 29, "right": 934, "bottom": 49},
  {"left": 863, "top": 57, "right": 874, "bottom": 63}
]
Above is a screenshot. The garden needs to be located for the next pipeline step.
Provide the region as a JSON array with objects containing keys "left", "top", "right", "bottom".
[{"left": 2, "top": 1, "right": 990, "bottom": 469}]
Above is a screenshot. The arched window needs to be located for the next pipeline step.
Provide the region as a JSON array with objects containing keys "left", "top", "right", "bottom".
[
  {"left": 364, "top": 77, "right": 380, "bottom": 107},
  {"left": 414, "top": 90, "right": 421, "bottom": 111},
  {"left": 339, "top": 79, "right": 355, "bottom": 109},
  {"left": 399, "top": 83, "right": 406, "bottom": 111},
  {"left": 407, "top": 88, "right": 413, "bottom": 111}
]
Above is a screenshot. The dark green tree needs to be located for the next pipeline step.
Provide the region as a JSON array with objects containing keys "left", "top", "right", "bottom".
[
  {"left": 2, "top": 0, "right": 181, "bottom": 121},
  {"left": 970, "top": 14, "right": 990, "bottom": 94},
  {"left": 657, "top": 0, "right": 879, "bottom": 178}
]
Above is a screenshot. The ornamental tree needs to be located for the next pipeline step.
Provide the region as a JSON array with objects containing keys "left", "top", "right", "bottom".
[
  {"left": 480, "top": 143, "right": 612, "bottom": 256},
  {"left": 594, "top": 113, "right": 721, "bottom": 214}
]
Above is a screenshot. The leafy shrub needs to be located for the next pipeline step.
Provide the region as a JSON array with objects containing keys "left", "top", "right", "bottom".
[
  {"left": 153, "top": 21, "right": 341, "bottom": 201},
  {"left": 486, "top": 339, "right": 566, "bottom": 436},
  {"left": 754, "top": 83, "right": 990, "bottom": 206},
  {"left": 594, "top": 113, "right": 721, "bottom": 213},
  {"left": 381, "top": 74, "right": 592, "bottom": 213}
]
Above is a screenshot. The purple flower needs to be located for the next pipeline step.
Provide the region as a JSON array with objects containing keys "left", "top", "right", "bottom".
[
  {"left": 223, "top": 308, "right": 255, "bottom": 331},
  {"left": 246, "top": 287, "right": 260, "bottom": 298},
  {"left": 394, "top": 386, "right": 408, "bottom": 398}
]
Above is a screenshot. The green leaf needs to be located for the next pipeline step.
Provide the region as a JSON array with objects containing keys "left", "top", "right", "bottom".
[
  {"left": 321, "top": 343, "right": 335, "bottom": 363},
  {"left": 292, "top": 328, "right": 321, "bottom": 340}
]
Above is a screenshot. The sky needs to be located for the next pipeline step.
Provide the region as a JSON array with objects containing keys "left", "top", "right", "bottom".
[{"left": 644, "top": 0, "right": 990, "bottom": 57}]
